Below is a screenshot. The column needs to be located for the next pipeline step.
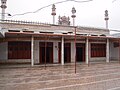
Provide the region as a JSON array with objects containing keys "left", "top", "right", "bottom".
[
  {"left": 86, "top": 38, "right": 89, "bottom": 64},
  {"left": 53, "top": 16, "right": 55, "bottom": 24},
  {"left": 71, "top": 42, "right": 75, "bottom": 63},
  {"left": 31, "top": 36, "right": 34, "bottom": 66},
  {"left": 106, "top": 38, "right": 109, "bottom": 62},
  {"left": 2, "top": 8, "right": 5, "bottom": 20},
  {"left": 61, "top": 37, "right": 64, "bottom": 65}
]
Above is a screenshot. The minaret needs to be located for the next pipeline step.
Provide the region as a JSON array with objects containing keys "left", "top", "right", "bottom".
[
  {"left": 0, "top": 0, "right": 7, "bottom": 20},
  {"left": 51, "top": 4, "right": 56, "bottom": 24},
  {"left": 71, "top": 7, "right": 76, "bottom": 26},
  {"left": 104, "top": 10, "right": 109, "bottom": 29}
]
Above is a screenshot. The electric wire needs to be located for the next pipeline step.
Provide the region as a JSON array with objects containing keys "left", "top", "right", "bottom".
[
  {"left": 8, "top": 0, "right": 93, "bottom": 18},
  {"left": 112, "top": 0, "right": 117, "bottom": 3}
]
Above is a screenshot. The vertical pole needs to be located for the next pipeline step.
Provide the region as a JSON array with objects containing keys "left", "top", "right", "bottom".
[
  {"left": 31, "top": 36, "right": 34, "bottom": 66},
  {"left": 106, "top": 38, "right": 109, "bottom": 62},
  {"left": 74, "top": 27, "right": 76, "bottom": 74},
  {"left": 86, "top": 38, "right": 89, "bottom": 66},
  {"left": 61, "top": 37, "right": 64, "bottom": 65},
  {"left": 45, "top": 38, "right": 47, "bottom": 69}
]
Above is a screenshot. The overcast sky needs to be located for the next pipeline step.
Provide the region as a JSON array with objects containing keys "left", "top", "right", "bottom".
[{"left": 1, "top": 0, "right": 120, "bottom": 32}]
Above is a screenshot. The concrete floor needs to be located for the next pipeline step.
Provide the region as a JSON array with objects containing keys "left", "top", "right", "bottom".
[{"left": 0, "top": 62, "right": 120, "bottom": 90}]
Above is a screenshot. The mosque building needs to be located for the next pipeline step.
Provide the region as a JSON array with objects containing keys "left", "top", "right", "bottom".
[{"left": 0, "top": 0, "right": 120, "bottom": 66}]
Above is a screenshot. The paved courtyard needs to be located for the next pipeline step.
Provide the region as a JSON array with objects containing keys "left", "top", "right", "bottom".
[{"left": 1, "top": 62, "right": 120, "bottom": 90}]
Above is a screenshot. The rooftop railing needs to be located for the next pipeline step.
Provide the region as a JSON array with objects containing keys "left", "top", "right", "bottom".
[
  {"left": 0, "top": 19, "right": 51, "bottom": 26},
  {"left": 0, "top": 19, "right": 109, "bottom": 31}
]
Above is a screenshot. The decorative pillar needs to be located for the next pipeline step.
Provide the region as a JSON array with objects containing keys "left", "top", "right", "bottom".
[
  {"left": 51, "top": 4, "right": 56, "bottom": 24},
  {"left": 104, "top": 10, "right": 109, "bottom": 29},
  {"left": 71, "top": 7, "right": 76, "bottom": 26},
  {"left": 61, "top": 37, "right": 64, "bottom": 65},
  {"left": 106, "top": 38, "right": 109, "bottom": 62},
  {"left": 31, "top": 36, "right": 34, "bottom": 66},
  {"left": 0, "top": 0, "right": 7, "bottom": 20},
  {"left": 86, "top": 38, "right": 89, "bottom": 64}
]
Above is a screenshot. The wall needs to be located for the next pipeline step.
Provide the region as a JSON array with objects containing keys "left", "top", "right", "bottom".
[
  {"left": 90, "top": 57, "right": 106, "bottom": 62},
  {"left": 109, "top": 42, "right": 119, "bottom": 61},
  {"left": 0, "top": 42, "right": 8, "bottom": 60}
]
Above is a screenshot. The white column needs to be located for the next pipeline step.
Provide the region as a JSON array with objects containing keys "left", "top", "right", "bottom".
[
  {"left": 71, "top": 42, "right": 75, "bottom": 63},
  {"left": 1, "top": 9, "right": 5, "bottom": 20},
  {"left": 61, "top": 37, "right": 64, "bottom": 65},
  {"left": 73, "top": 18, "right": 75, "bottom": 26},
  {"left": 106, "top": 20, "right": 108, "bottom": 29},
  {"left": 106, "top": 38, "right": 109, "bottom": 62},
  {"left": 34, "top": 40, "right": 39, "bottom": 64},
  {"left": 53, "top": 16, "right": 55, "bottom": 24},
  {"left": 86, "top": 38, "right": 89, "bottom": 64},
  {"left": 31, "top": 36, "right": 34, "bottom": 66}
]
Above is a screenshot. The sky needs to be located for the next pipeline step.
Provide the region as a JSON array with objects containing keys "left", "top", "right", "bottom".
[{"left": 1, "top": 0, "right": 120, "bottom": 33}]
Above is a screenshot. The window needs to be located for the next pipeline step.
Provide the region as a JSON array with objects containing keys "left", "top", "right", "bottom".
[
  {"left": 8, "top": 42, "right": 31, "bottom": 59},
  {"left": 91, "top": 44, "right": 106, "bottom": 57}
]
